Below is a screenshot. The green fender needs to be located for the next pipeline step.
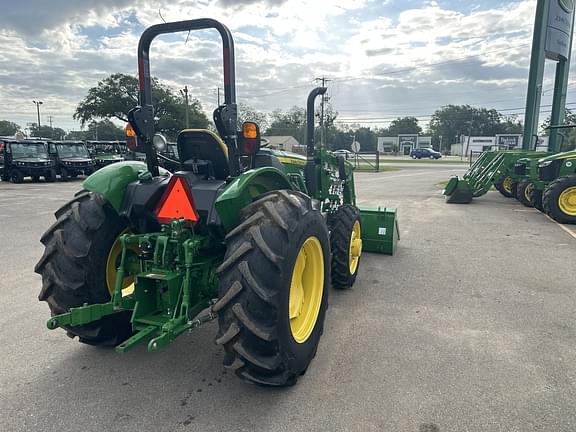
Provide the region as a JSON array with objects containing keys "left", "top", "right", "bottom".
[
  {"left": 215, "top": 167, "right": 294, "bottom": 232},
  {"left": 83, "top": 161, "right": 170, "bottom": 211}
]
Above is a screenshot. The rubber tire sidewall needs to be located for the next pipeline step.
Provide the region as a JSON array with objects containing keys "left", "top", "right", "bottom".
[
  {"left": 543, "top": 175, "right": 576, "bottom": 224},
  {"left": 36, "top": 191, "right": 132, "bottom": 345},
  {"left": 277, "top": 210, "right": 330, "bottom": 375},
  {"left": 329, "top": 205, "right": 362, "bottom": 289}
]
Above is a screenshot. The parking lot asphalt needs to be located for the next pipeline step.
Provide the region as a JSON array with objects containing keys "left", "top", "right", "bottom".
[{"left": 1, "top": 166, "right": 576, "bottom": 432}]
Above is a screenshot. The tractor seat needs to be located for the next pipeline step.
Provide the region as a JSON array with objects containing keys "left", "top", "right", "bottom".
[{"left": 177, "top": 129, "right": 229, "bottom": 180}]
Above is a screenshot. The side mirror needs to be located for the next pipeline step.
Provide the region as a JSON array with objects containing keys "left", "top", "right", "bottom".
[{"left": 239, "top": 122, "right": 261, "bottom": 156}]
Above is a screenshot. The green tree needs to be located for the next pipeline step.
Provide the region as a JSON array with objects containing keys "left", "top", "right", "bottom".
[
  {"left": 74, "top": 73, "right": 208, "bottom": 139},
  {"left": 238, "top": 103, "right": 269, "bottom": 131},
  {"left": 30, "top": 124, "right": 66, "bottom": 139},
  {"left": 541, "top": 110, "right": 576, "bottom": 151},
  {"left": 66, "top": 130, "right": 90, "bottom": 140},
  {"left": 429, "top": 105, "right": 515, "bottom": 149},
  {"left": 87, "top": 119, "right": 125, "bottom": 140},
  {"left": 0, "top": 120, "right": 20, "bottom": 136},
  {"left": 387, "top": 117, "right": 422, "bottom": 136},
  {"left": 265, "top": 106, "right": 306, "bottom": 144}
]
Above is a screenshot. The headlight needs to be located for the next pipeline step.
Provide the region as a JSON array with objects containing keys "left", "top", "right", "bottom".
[{"left": 539, "top": 160, "right": 552, "bottom": 168}]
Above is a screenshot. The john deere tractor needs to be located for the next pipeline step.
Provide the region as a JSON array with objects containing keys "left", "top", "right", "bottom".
[{"left": 35, "top": 19, "right": 398, "bottom": 386}]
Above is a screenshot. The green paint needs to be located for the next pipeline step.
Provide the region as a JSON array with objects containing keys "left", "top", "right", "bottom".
[
  {"left": 83, "top": 161, "right": 170, "bottom": 211},
  {"left": 444, "top": 150, "right": 549, "bottom": 202},
  {"left": 359, "top": 207, "right": 399, "bottom": 255},
  {"left": 215, "top": 166, "right": 293, "bottom": 231},
  {"left": 47, "top": 221, "right": 221, "bottom": 353}
]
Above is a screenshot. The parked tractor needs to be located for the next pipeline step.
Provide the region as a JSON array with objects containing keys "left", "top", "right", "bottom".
[
  {"left": 35, "top": 19, "right": 398, "bottom": 386},
  {"left": 47, "top": 141, "right": 95, "bottom": 180},
  {"left": 534, "top": 149, "right": 576, "bottom": 223},
  {"left": 0, "top": 139, "right": 57, "bottom": 183},
  {"left": 443, "top": 150, "right": 548, "bottom": 203}
]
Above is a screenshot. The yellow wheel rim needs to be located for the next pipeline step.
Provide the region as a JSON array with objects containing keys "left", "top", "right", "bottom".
[
  {"left": 349, "top": 220, "right": 362, "bottom": 274},
  {"left": 558, "top": 186, "right": 576, "bottom": 216},
  {"left": 502, "top": 176, "right": 513, "bottom": 194},
  {"left": 524, "top": 183, "right": 534, "bottom": 202},
  {"left": 289, "top": 236, "right": 324, "bottom": 344},
  {"left": 105, "top": 230, "right": 135, "bottom": 296}
]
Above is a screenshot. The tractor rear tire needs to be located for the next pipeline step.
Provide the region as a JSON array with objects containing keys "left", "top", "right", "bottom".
[
  {"left": 494, "top": 175, "right": 514, "bottom": 198},
  {"left": 516, "top": 179, "right": 534, "bottom": 207},
  {"left": 329, "top": 205, "right": 362, "bottom": 289},
  {"left": 543, "top": 175, "right": 576, "bottom": 224},
  {"left": 35, "top": 191, "right": 133, "bottom": 346},
  {"left": 215, "top": 190, "right": 330, "bottom": 386}
]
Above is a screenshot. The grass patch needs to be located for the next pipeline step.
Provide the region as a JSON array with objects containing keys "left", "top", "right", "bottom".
[
  {"left": 353, "top": 165, "right": 400, "bottom": 173},
  {"left": 379, "top": 158, "right": 468, "bottom": 164},
  {"left": 435, "top": 181, "right": 449, "bottom": 188}
]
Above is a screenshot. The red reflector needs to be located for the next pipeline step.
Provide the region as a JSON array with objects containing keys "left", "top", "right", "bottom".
[{"left": 156, "top": 176, "right": 199, "bottom": 225}]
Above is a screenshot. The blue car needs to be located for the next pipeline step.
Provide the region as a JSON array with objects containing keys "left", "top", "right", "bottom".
[{"left": 410, "top": 148, "right": 442, "bottom": 159}]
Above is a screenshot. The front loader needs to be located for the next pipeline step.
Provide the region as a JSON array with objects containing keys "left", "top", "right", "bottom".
[
  {"left": 443, "top": 150, "right": 549, "bottom": 204},
  {"left": 35, "top": 18, "right": 398, "bottom": 386}
]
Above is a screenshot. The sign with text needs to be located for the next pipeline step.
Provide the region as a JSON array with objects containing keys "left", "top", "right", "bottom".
[{"left": 545, "top": 0, "right": 575, "bottom": 61}]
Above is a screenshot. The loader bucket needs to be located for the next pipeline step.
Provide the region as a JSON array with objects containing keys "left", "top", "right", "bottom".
[
  {"left": 443, "top": 176, "right": 473, "bottom": 204},
  {"left": 359, "top": 207, "right": 399, "bottom": 255}
]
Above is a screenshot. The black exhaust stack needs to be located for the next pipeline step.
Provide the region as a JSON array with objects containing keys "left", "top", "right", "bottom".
[{"left": 304, "top": 87, "right": 327, "bottom": 197}]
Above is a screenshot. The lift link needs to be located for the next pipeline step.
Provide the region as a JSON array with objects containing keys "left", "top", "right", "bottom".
[{"left": 46, "top": 222, "right": 214, "bottom": 353}]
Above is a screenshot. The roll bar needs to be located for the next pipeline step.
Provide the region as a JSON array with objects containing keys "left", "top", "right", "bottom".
[{"left": 129, "top": 18, "right": 238, "bottom": 176}]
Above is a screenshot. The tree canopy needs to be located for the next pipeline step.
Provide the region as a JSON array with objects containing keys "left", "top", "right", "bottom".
[
  {"left": 387, "top": 116, "right": 422, "bottom": 136},
  {"left": 30, "top": 124, "right": 66, "bottom": 140},
  {"left": 74, "top": 73, "right": 208, "bottom": 139},
  {"left": 0, "top": 120, "right": 21, "bottom": 136},
  {"left": 429, "top": 105, "right": 523, "bottom": 149}
]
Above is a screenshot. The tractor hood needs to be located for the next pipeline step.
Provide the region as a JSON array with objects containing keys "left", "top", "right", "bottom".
[{"left": 538, "top": 150, "right": 576, "bottom": 163}]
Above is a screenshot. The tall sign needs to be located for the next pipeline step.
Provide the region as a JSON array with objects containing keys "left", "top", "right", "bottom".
[
  {"left": 545, "top": 0, "right": 574, "bottom": 60},
  {"left": 523, "top": 0, "right": 575, "bottom": 151}
]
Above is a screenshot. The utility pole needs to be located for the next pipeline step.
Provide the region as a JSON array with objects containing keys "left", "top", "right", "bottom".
[
  {"left": 216, "top": 87, "right": 222, "bottom": 106},
  {"left": 180, "top": 86, "right": 190, "bottom": 128},
  {"left": 32, "top": 100, "right": 43, "bottom": 136},
  {"left": 314, "top": 77, "right": 331, "bottom": 147}
]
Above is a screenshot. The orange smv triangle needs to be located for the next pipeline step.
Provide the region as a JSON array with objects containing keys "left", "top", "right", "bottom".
[{"left": 156, "top": 176, "right": 199, "bottom": 225}]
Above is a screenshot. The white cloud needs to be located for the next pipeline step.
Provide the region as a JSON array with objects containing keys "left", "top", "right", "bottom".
[{"left": 0, "top": 0, "right": 570, "bottom": 133}]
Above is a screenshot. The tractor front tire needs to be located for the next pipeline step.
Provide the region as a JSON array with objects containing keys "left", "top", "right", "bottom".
[
  {"left": 543, "top": 175, "right": 576, "bottom": 224},
  {"left": 516, "top": 179, "right": 534, "bottom": 207},
  {"left": 329, "top": 205, "right": 362, "bottom": 289},
  {"left": 494, "top": 175, "right": 515, "bottom": 198},
  {"left": 215, "top": 190, "right": 330, "bottom": 386},
  {"left": 35, "top": 191, "right": 132, "bottom": 346}
]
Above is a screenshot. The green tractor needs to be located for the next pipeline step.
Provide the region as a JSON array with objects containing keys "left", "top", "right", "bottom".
[
  {"left": 35, "top": 19, "right": 398, "bottom": 386},
  {"left": 534, "top": 149, "right": 576, "bottom": 223},
  {"left": 443, "top": 150, "right": 548, "bottom": 203}
]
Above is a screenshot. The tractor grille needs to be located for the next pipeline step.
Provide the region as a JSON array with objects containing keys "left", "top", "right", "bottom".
[
  {"left": 538, "top": 161, "right": 560, "bottom": 181},
  {"left": 514, "top": 165, "right": 526, "bottom": 176}
]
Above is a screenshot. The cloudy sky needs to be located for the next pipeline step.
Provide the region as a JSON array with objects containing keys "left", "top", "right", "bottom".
[{"left": 0, "top": 0, "right": 572, "bottom": 133}]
